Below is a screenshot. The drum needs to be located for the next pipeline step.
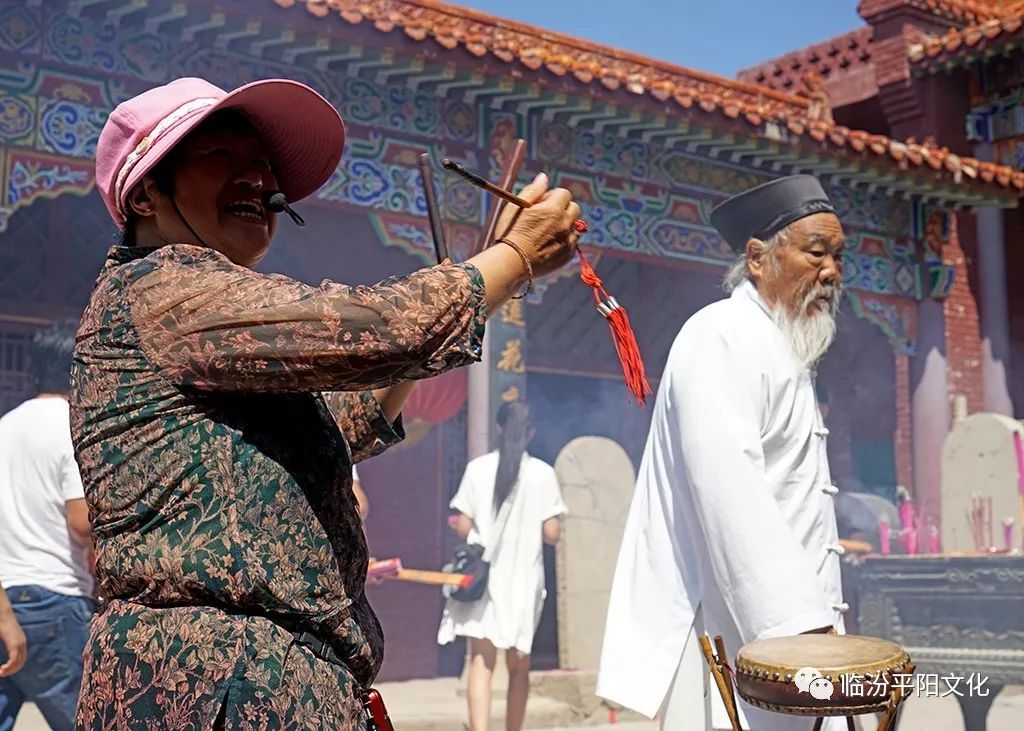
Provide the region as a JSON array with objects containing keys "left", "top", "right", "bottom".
[{"left": 734, "top": 634, "right": 913, "bottom": 716}]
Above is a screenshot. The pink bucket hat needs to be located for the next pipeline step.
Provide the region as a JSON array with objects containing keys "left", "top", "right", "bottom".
[{"left": 96, "top": 77, "right": 345, "bottom": 228}]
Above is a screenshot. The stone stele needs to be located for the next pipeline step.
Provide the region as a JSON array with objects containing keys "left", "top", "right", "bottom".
[
  {"left": 941, "top": 412, "right": 1024, "bottom": 553},
  {"left": 553, "top": 435, "right": 636, "bottom": 671}
]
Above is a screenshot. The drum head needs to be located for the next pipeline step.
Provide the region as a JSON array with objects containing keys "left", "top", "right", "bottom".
[{"left": 734, "top": 634, "right": 913, "bottom": 716}]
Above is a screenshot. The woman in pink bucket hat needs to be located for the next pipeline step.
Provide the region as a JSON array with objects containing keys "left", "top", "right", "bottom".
[{"left": 71, "top": 76, "right": 580, "bottom": 730}]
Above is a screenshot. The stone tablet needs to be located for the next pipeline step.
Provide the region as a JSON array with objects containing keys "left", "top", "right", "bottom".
[
  {"left": 941, "top": 412, "right": 1023, "bottom": 553},
  {"left": 553, "top": 436, "right": 636, "bottom": 670}
]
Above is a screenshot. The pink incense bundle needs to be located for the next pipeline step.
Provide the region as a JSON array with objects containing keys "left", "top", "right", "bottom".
[
  {"left": 987, "top": 496, "right": 993, "bottom": 549},
  {"left": 1014, "top": 431, "right": 1024, "bottom": 496},
  {"left": 1015, "top": 431, "right": 1024, "bottom": 550},
  {"left": 896, "top": 487, "right": 918, "bottom": 555},
  {"left": 367, "top": 558, "right": 402, "bottom": 580}
]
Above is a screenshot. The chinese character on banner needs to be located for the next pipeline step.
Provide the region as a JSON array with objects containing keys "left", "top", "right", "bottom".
[
  {"left": 967, "top": 673, "right": 990, "bottom": 697},
  {"left": 864, "top": 672, "right": 888, "bottom": 697},
  {"left": 497, "top": 338, "right": 525, "bottom": 374},
  {"left": 841, "top": 674, "right": 865, "bottom": 697},
  {"left": 500, "top": 300, "right": 526, "bottom": 327},
  {"left": 917, "top": 674, "right": 939, "bottom": 698},
  {"left": 893, "top": 673, "right": 916, "bottom": 698},
  {"left": 940, "top": 674, "right": 964, "bottom": 698}
]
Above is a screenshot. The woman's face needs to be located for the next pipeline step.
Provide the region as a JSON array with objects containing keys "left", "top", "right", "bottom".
[{"left": 150, "top": 116, "right": 280, "bottom": 267}]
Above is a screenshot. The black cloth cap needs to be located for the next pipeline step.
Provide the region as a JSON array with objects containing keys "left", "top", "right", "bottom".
[{"left": 709, "top": 174, "right": 836, "bottom": 253}]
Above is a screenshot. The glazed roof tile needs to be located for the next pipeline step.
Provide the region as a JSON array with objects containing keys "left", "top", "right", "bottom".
[{"left": 274, "top": 0, "right": 1024, "bottom": 194}]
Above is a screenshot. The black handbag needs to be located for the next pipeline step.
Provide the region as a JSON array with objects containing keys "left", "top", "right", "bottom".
[
  {"left": 447, "top": 542, "right": 489, "bottom": 602},
  {"left": 444, "top": 484, "right": 517, "bottom": 603}
]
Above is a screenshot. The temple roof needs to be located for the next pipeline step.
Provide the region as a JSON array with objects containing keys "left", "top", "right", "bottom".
[
  {"left": 745, "top": 0, "right": 1024, "bottom": 85},
  {"left": 900, "top": 0, "right": 1012, "bottom": 24},
  {"left": 908, "top": 12, "right": 1024, "bottom": 67},
  {"left": 742, "top": 0, "right": 1024, "bottom": 92},
  {"left": 277, "top": 0, "right": 1023, "bottom": 198},
  {"left": 275, "top": 0, "right": 809, "bottom": 117}
]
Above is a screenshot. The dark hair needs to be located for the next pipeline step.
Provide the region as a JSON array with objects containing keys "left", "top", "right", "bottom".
[
  {"left": 493, "top": 401, "right": 531, "bottom": 514},
  {"left": 121, "top": 109, "right": 255, "bottom": 246},
  {"left": 121, "top": 144, "right": 179, "bottom": 247},
  {"left": 29, "top": 319, "right": 78, "bottom": 395}
]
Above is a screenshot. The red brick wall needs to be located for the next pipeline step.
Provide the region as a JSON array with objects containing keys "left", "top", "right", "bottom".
[
  {"left": 893, "top": 352, "right": 914, "bottom": 489},
  {"left": 943, "top": 214, "right": 985, "bottom": 414},
  {"left": 862, "top": 2, "right": 961, "bottom": 113}
]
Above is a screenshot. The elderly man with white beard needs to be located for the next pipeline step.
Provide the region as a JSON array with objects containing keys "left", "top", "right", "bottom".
[{"left": 596, "top": 175, "right": 848, "bottom": 731}]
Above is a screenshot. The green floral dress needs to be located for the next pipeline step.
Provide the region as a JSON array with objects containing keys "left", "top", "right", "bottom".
[{"left": 70, "top": 243, "right": 485, "bottom": 730}]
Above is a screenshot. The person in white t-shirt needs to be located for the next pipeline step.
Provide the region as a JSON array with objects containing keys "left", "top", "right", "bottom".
[
  {"left": 438, "top": 401, "right": 567, "bottom": 731},
  {"left": 0, "top": 320, "right": 95, "bottom": 731},
  {"left": 0, "top": 587, "right": 26, "bottom": 678}
]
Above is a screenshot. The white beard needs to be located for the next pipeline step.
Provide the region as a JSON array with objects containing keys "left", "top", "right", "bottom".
[{"left": 771, "top": 286, "right": 840, "bottom": 369}]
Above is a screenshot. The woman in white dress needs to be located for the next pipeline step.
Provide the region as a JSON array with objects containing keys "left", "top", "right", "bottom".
[{"left": 438, "top": 401, "right": 567, "bottom": 731}]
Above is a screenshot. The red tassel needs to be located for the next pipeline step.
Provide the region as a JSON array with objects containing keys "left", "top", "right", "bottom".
[{"left": 576, "top": 247, "right": 652, "bottom": 406}]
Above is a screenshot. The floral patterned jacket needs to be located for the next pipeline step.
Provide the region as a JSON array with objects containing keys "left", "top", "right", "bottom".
[{"left": 70, "top": 244, "right": 485, "bottom": 730}]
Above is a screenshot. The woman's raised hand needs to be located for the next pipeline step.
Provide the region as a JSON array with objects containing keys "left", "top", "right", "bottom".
[{"left": 493, "top": 172, "right": 580, "bottom": 278}]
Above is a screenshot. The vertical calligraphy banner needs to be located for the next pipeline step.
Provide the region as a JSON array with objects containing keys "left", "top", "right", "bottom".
[
  {"left": 488, "top": 298, "right": 528, "bottom": 445},
  {"left": 483, "top": 112, "right": 530, "bottom": 446}
]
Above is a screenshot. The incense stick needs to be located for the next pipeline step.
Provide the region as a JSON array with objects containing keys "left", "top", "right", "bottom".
[
  {"left": 986, "top": 496, "right": 993, "bottom": 550},
  {"left": 418, "top": 154, "right": 448, "bottom": 263},
  {"left": 442, "top": 158, "right": 533, "bottom": 209}
]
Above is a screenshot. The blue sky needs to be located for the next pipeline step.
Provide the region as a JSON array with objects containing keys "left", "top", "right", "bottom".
[{"left": 457, "top": 1, "right": 864, "bottom": 78}]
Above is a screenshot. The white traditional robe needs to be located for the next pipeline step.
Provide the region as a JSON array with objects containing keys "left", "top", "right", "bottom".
[{"left": 596, "top": 280, "right": 848, "bottom": 731}]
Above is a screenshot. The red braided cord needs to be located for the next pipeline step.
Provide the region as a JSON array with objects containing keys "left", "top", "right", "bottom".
[{"left": 577, "top": 248, "right": 652, "bottom": 405}]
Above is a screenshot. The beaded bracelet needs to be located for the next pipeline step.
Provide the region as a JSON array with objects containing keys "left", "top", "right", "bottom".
[{"left": 497, "top": 238, "right": 533, "bottom": 300}]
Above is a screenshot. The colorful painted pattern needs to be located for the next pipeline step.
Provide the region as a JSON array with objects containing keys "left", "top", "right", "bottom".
[
  {"left": 0, "top": 0, "right": 928, "bottom": 358},
  {"left": 847, "top": 292, "right": 917, "bottom": 355},
  {"left": 994, "top": 137, "right": 1024, "bottom": 169},
  {"left": 841, "top": 234, "right": 921, "bottom": 299}
]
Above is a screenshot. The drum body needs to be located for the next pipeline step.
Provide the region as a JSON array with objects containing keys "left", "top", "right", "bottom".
[{"left": 734, "top": 635, "right": 913, "bottom": 716}]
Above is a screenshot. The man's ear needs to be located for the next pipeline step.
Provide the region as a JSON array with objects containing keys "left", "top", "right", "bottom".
[
  {"left": 746, "top": 237, "right": 767, "bottom": 279},
  {"left": 125, "top": 178, "right": 159, "bottom": 218}
]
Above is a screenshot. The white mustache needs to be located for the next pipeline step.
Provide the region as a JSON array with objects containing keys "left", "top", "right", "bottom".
[
  {"left": 800, "top": 285, "right": 840, "bottom": 314},
  {"left": 774, "top": 285, "right": 841, "bottom": 368}
]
